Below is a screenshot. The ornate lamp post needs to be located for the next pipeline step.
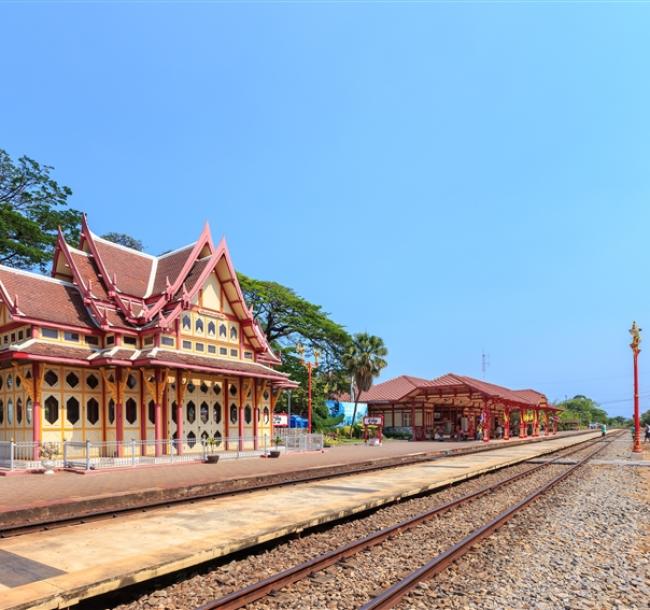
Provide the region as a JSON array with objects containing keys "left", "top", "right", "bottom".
[
  {"left": 296, "top": 343, "right": 319, "bottom": 434},
  {"left": 630, "top": 321, "right": 642, "bottom": 453}
]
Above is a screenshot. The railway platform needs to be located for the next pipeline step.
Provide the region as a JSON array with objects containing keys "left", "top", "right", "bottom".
[
  {"left": 0, "top": 431, "right": 591, "bottom": 529},
  {"left": 0, "top": 431, "right": 603, "bottom": 610}
]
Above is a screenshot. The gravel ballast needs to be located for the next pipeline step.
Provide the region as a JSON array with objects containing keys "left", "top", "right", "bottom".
[{"left": 101, "top": 439, "right": 624, "bottom": 610}]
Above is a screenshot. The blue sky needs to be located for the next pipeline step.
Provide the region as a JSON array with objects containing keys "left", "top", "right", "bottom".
[{"left": 2, "top": 1, "right": 650, "bottom": 416}]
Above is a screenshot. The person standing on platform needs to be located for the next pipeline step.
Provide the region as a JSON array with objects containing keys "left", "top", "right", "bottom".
[
  {"left": 600, "top": 422, "right": 607, "bottom": 437},
  {"left": 644, "top": 423, "right": 650, "bottom": 443}
]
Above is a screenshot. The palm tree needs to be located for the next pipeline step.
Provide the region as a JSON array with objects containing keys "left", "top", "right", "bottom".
[{"left": 343, "top": 333, "right": 388, "bottom": 436}]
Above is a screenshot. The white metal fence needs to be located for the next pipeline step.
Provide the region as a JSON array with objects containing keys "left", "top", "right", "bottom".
[{"left": 0, "top": 432, "right": 324, "bottom": 471}]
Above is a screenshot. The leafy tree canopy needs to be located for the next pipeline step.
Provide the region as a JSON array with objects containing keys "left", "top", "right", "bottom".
[
  {"left": 101, "top": 232, "right": 144, "bottom": 252},
  {"left": 238, "top": 273, "right": 388, "bottom": 432},
  {"left": 0, "top": 148, "right": 80, "bottom": 270},
  {"left": 237, "top": 272, "right": 352, "bottom": 371},
  {"left": 556, "top": 395, "right": 608, "bottom": 424}
]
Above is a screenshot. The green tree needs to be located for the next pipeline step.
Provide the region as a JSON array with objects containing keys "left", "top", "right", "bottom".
[
  {"left": 101, "top": 232, "right": 143, "bottom": 251},
  {"left": 238, "top": 273, "right": 361, "bottom": 432},
  {"left": 641, "top": 409, "right": 650, "bottom": 427},
  {"left": 343, "top": 332, "right": 388, "bottom": 435},
  {"left": 238, "top": 272, "right": 352, "bottom": 371},
  {"left": 0, "top": 148, "right": 80, "bottom": 270},
  {"left": 556, "top": 395, "right": 608, "bottom": 427}
]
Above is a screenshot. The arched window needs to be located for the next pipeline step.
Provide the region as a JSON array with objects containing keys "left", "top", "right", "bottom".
[
  {"left": 263, "top": 407, "right": 270, "bottom": 424},
  {"left": 200, "top": 401, "right": 209, "bottom": 424},
  {"left": 213, "top": 402, "right": 222, "bottom": 424},
  {"left": 171, "top": 401, "right": 177, "bottom": 424},
  {"left": 195, "top": 318, "right": 204, "bottom": 334},
  {"left": 7, "top": 399, "right": 13, "bottom": 425},
  {"left": 66, "top": 397, "right": 80, "bottom": 425},
  {"left": 87, "top": 398, "right": 99, "bottom": 425},
  {"left": 182, "top": 314, "right": 191, "bottom": 331},
  {"left": 187, "top": 430, "right": 196, "bottom": 448},
  {"left": 26, "top": 399, "right": 32, "bottom": 424},
  {"left": 44, "top": 396, "right": 58, "bottom": 425},
  {"left": 187, "top": 401, "right": 196, "bottom": 423},
  {"left": 6, "top": 374, "right": 13, "bottom": 390},
  {"left": 108, "top": 399, "right": 115, "bottom": 424},
  {"left": 219, "top": 323, "right": 227, "bottom": 338},
  {"left": 0, "top": 399, "right": 3, "bottom": 424},
  {"left": 16, "top": 398, "right": 23, "bottom": 424},
  {"left": 230, "top": 403, "right": 238, "bottom": 424},
  {"left": 244, "top": 405, "right": 252, "bottom": 424},
  {"left": 148, "top": 400, "right": 155, "bottom": 424},
  {"left": 208, "top": 321, "right": 216, "bottom": 337},
  {"left": 125, "top": 398, "right": 137, "bottom": 424},
  {"left": 214, "top": 430, "right": 222, "bottom": 446},
  {"left": 230, "top": 325, "right": 238, "bottom": 341}
]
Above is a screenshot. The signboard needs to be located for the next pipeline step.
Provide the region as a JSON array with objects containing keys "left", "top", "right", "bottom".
[
  {"left": 363, "top": 416, "right": 384, "bottom": 426},
  {"left": 273, "top": 413, "right": 288, "bottom": 427}
]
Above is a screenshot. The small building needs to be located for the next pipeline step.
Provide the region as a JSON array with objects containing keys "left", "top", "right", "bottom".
[
  {"left": 0, "top": 216, "right": 295, "bottom": 459},
  {"left": 363, "top": 373, "right": 559, "bottom": 441}
]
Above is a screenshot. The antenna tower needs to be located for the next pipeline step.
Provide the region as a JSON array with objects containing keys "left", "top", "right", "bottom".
[{"left": 481, "top": 350, "right": 490, "bottom": 378}]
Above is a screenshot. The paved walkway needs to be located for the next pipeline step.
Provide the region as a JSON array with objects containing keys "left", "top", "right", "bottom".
[
  {"left": 0, "top": 432, "right": 601, "bottom": 610},
  {"left": 0, "top": 433, "right": 584, "bottom": 514}
]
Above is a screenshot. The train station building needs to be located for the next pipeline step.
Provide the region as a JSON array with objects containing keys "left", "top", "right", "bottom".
[
  {"left": 363, "top": 373, "right": 560, "bottom": 441},
  {"left": 0, "top": 216, "right": 295, "bottom": 459}
]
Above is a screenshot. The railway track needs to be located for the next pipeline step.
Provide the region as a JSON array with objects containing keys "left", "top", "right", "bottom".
[
  {"left": 194, "top": 432, "right": 621, "bottom": 610},
  {"left": 0, "top": 432, "right": 594, "bottom": 540}
]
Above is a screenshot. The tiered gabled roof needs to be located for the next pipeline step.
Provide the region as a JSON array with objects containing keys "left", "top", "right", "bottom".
[
  {"left": 362, "top": 373, "right": 550, "bottom": 409},
  {"left": 0, "top": 216, "right": 283, "bottom": 371},
  {"left": 359, "top": 375, "right": 430, "bottom": 403}
]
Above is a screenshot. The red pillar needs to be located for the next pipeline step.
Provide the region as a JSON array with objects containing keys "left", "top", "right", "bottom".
[
  {"left": 307, "top": 362, "right": 313, "bottom": 434},
  {"left": 238, "top": 378, "right": 244, "bottom": 451},
  {"left": 253, "top": 379, "right": 258, "bottom": 450},
  {"left": 632, "top": 338, "right": 642, "bottom": 453},
  {"left": 544, "top": 410, "right": 550, "bottom": 436},
  {"left": 482, "top": 399, "right": 490, "bottom": 442},
  {"left": 162, "top": 385, "right": 168, "bottom": 453},
  {"left": 533, "top": 408, "right": 540, "bottom": 437},
  {"left": 553, "top": 415, "right": 558, "bottom": 435},
  {"left": 115, "top": 367, "right": 124, "bottom": 455},
  {"left": 31, "top": 363, "right": 41, "bottom": 460},
  {"left": 175, "top": 369, "right": 183, "bottom": 455},
  {"left": 411, "top": 405, "right": 415, "bottom": 441},
  {"left": 520, "top": 408, "right": 526, "bottom": 438},
  {"left": 154, "top": 371, "right": 163, "bottom": 457},
  {"left": 504, "top": 406, "right": 510, "bottom": 440}
]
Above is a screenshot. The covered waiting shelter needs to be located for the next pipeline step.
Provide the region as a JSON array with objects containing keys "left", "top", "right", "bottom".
[{"left": 364, "top": 373, "right": 561, "bottom": 442}]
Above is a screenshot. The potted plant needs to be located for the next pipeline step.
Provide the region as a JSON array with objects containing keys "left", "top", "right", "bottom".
[
  {"left": 39, "top": 442, "right": 59, "bottom": 475},
  {"left": 205, "top": 437, "right": 220, "bottom": 464},
  {"left": 269, "top": 435, "right": 283, "bottom": 458}
]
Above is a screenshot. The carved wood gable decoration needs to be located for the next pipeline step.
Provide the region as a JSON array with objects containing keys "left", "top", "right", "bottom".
[
  {"left": 143, "top": 369, "right": 170, "bottom": 404},
  {"left": 100, "top": 368, "right": 129, "bottom": 404},
  {"left": 255, "top": 379, "right": 268, "bottom": 406}
]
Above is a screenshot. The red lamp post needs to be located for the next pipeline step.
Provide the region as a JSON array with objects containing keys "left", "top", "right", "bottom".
[
  {"left": 630, "top": 321, "right": 642, "bottom": 453},
  {"left": 296, "top": 343, "right": 319, "bottom": 434}
]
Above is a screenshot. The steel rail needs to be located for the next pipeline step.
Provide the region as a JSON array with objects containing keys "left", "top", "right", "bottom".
[
  {"left": 0, "top": 431, "right": 597, "bottom": 539},
  {"left": 195, "top": 435, "right": 612, "bottom": 610},
  {"left": 360, "top": 432, "right": 619, "bottom": 610}
]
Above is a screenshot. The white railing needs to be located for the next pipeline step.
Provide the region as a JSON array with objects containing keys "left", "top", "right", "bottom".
[{"left": 0, "top": 431, "right": 324, "bottom": 471}]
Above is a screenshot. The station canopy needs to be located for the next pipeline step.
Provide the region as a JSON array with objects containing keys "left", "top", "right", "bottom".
[{"left": 361, "top": 373, "right": 560, "bottom": 412}]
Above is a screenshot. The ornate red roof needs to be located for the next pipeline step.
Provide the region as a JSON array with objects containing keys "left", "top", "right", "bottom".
[
  {"left": 364, "top": 373, "right": 549, "bottom": 408},
  {"left": 360, "top": 375, "right": 430, "bottom": 402},
  {"left": 0, "top": 216, "right": 283, "bottom": 373}
]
